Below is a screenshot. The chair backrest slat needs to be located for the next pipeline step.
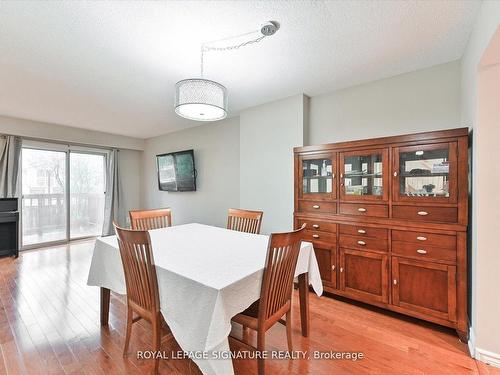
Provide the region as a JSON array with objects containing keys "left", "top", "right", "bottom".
[
  {"left": 259, "top": 224, "right": 306, "bottom": 321},
  {"left": 130, "top": 208, "right": 172, "bottom": 230},
  {"left": 227, "top": 208, "right": 263, "bottom": 234},
  {"left": 114, "top": 224, "right": 160, "bottom": 315}
]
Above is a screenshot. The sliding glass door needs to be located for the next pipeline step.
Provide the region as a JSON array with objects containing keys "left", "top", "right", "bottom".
[
  {"left": 21, "top": 148, "right": 67, "bottom": 246},
  {"left": 21, "top": 144, "right": 106, "bottom": 248},
  {"left": 70, "top": 152, "right": 105, "bottom": 238}
]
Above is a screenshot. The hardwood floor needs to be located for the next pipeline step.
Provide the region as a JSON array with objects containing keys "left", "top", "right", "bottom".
[{"left": 0, "top": 239, "right": 498, "bottom": 375}]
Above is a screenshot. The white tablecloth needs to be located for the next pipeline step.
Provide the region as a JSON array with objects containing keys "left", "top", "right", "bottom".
[{"left": 87, "top": 223, "right": 323, "bottom": 375}]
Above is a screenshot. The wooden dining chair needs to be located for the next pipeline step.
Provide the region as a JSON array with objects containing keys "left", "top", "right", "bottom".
[
  {"left": 129, "top": 208, "right": 172, "bottom": 230},
  {"left": 227, "top": 208, "right": 263, "bottom": 234},
  {"left": 231, "top": 223, "right": 306, "bottom": 375},
  {"left": 114, "top": 223, "right": 172, "bottom": 374}
]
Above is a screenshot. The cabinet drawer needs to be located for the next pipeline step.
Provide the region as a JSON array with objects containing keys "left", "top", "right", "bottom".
[
  {"left": 339, "top": 234, "right": 388, "bottom": 252},
  {"left": 393, "top": 241, "right": 456, "bottom": 263},
  {"left": 297, "top": 219, "right": 336, "bottom": 233},
  {"left": 339, "top": 203, "right": 388, "bottom": 218},
  {"left": 298, "top": 200, "right": 337, "bottom": 214},
  {"left": 302, "top": 230, "right": 337, "bottom": 244},
  {"left": 392, "top": 206, "right": 457, "bottom": 223},
  {"left": 392, "top": 230, "right": 456, "bottom": 249},
  {"left": 339, "top": 224, "right": 388, "bottom": 239}
]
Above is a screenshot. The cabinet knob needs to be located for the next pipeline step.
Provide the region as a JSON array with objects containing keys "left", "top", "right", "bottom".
[
  {"left": 416, "top": 236, "right": 427, "bottom": 241},
  {"left": 312, "top": 205, "right": 320, "bottom": 209},
  {"left": 331, "top": 265, "right": 335, "bottom": 271},
  {"left": 357, "top": 207, "right": 367, "bottom": 212},
  {"left": 312, "top": 224, "right": 320, "bottom": 229},
  {"left": 357, "top": 229, "right": 366, "bottom": 234},
  {"left": 357, "top": 240, "right": 366, "bottom": 246},
  {"left": 340, "top": 173, "right": 343, "bottom": 178},
  {"left": 417, "top": 211, "right": 429, "bottom": 216},
  {"left": 340, "top": 267, "right": 344, "bottom": 273},
  {"left": 393, "top": 279, "right": 398, "bottom": 285},
  {"left": 393, "top": 171, "right": 398, "bottom": 177},
  {"left": 332, "top": 173, "right": 335, "bottom": 179},
  {"left": 312, "top": 234, "right": 320, "bottom": 239},
  {"left": 416, "top": 249, "right": 427, "bottom": 254}
]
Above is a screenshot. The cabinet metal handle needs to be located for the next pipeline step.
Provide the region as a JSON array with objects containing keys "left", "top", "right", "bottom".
[
  {"left": 313, "top": 205, "right": 320, "bottom": 209},
  {"left": 416, "top": 236, "right": 427, "bottom": 241},
  {"left": 393, "top": 171, "right": 398, "bottom": 177},
  {"left": 358, "top": 208, "right": 367, "bottom": 212},
  {"left": 357, "top": 229, "right": 366, "bottom": 234},
  {"left": 331, "top": 265, "right": 335, "bottom": 271},
  {"left": 312, "top": 224, "right": 320, "bottom": 229},
  {"left": 393, "top": 279, "right": 398, "bottom": 285},
  {"left": 417, "top": 249, "right": 427, "bottom": 254},
  {"left": 417, "top": 211, "right": 429, "bottom": 216},
  {"left": 312, "top": 234, "right": 320, "bottom": 239},
  {"left": 340, "top": 267, "right": 344, "bottom": 273},
  {"left": 357, "top": 240, "right": 366, "bottom": 246}
]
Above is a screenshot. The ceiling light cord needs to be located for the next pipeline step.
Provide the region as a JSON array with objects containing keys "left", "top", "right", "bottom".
[{"left": 200, "top": 33, "right": 267, "bottom": 77}]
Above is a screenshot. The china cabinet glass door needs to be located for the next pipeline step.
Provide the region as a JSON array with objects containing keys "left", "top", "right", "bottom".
[
  {"left": 340, "top": 149, "right": 389, "bottom": 201},
  {"left": 393, "top": 143, "right": 457, "bottom": 203},
  {"left": 299, "top": 153, "right": 336, "bottom": 199}
]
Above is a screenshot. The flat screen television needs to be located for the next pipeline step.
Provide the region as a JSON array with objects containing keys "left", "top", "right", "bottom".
[{"left": 156, "top": 149, "right": 196, "bottom": 191}]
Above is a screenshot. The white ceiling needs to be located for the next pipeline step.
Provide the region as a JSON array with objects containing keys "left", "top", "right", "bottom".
[{"left": 0, "top": 1, "right": 481, "bottom": 139}]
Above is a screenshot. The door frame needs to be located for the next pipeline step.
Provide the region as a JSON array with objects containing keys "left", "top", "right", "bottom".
[{"left": 20, "top": 140, "right": 108, "bottom": 250}]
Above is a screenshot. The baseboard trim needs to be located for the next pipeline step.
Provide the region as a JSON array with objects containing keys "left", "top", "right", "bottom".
[
  {"left": 475, "top": 348, "right": 500, "bottom": 368},
  {"left": 468, "top": 327, "right": 476, "bottom": 357}
]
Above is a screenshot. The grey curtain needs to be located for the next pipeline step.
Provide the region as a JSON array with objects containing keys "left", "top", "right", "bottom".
[
  {"left": 0, "top": 135, "right": 22, "bottom": 198},
  {"left": 102, "top": 149, "right": 124, "bottom": 236}
]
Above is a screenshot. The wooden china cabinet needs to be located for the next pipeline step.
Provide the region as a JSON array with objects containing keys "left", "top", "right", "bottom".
[{"left": 294, "top": 128, "right": 469, "bottom": 340}]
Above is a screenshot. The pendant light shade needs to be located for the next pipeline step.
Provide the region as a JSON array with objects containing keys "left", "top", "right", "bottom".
[{"left": 175, "top": 79, "right": 227, "bottom": 122}]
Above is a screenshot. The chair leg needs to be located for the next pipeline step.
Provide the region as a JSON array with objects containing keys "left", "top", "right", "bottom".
[
  {"left": 152, "top": 316, "right": 162, "bottom": 375},
  {"left": 286, "top": 310, "right": 293, "bottom": 354},
  {"left": 257, "top": 329, "right": 266, "bottom": 375},
  {"left": 123, "top": 306, "right": 133, "bottom": 357}
]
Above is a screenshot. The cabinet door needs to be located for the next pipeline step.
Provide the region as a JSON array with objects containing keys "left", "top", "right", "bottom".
[
  {"left": 340, "top": 149, "right": 389, "bottom": 202},
  {"left": 392, "top": 257, "right": 456, "bottom": 322},
  {"left": 393, "top": 142, "right": 458, "bottom": 203},
  {"left": 314, "top": 243, "right": 337, "bottom": 288},
  {"left": 339, "top": 248, "right": 388, "bottom": 303},
  {"left": 298, "top": 153, "right": 336, "bottom": 200}
]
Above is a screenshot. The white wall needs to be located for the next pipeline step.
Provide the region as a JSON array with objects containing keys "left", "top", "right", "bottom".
[
  {"left": 239, "top": 94, "right": 306, "bottom": 234},
  {"left": 119, "top": 149, "right": 142, "bottom": 226},
  {"left": 309, "top": 61, "right": 461, "bottom": 145},
  {"left": 461, "top": 0, "right": 500, "bottom": 365},
  {"left": 141, "top": 117, "right": 240, "bottom": 228}
]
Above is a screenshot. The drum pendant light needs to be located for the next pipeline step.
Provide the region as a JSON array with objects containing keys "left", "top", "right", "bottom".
[{"left": 174, "top": 21, "right": 280, "bottom": 122}]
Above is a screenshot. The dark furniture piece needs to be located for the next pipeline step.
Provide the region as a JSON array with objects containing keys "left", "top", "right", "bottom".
[
  {"left": 294, "top": 128, "right": 469, "bottom": 340},
  {"left": 0, "top": 198, "right": 19, "bottom": 258},
  {"left": 114, "top": 223, "right": 173, "bottom": 374},
  {"left": 129, "top": 207, "right": 172, "bottom": 230},
  {"left": 227, "top": 208, "right": 264, "bottom": 234},
  {"left": 232, "top": 224, "right": 306, "bottom": 375}
]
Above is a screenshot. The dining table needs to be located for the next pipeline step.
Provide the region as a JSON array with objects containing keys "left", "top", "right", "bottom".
[{"left": 87, "top": 223, "right": 323, "bottom": 375}]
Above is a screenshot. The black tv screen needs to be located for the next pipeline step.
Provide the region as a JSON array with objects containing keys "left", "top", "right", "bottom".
[{"left": 156, "top": 149, "right": 196, "bottom": 191}]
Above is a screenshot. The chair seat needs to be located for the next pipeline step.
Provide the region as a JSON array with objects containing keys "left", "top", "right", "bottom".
[{"left": 232, "top": 300, "right": 260, "bottom": 330}]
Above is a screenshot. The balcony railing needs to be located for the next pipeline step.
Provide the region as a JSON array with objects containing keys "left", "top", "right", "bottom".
[{"left": 22, "top": 193, "right": 105, "bottom": 244}]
